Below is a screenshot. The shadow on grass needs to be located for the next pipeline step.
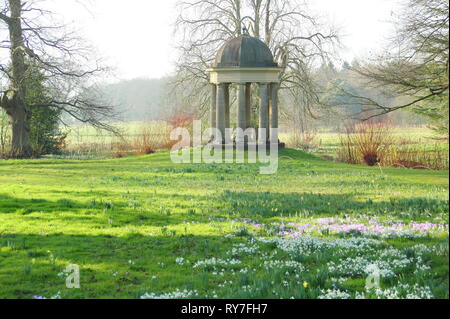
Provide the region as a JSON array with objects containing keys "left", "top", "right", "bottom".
[
  {"left": 0, "top": 193, "right": 218, "bottom": 227},
  {"left": 0, "top": 232, "right": 237, "bottom": 298},
  {"left": 219, "top": 191, "right": 449, "bottom": 219},
  {"left": 1, "top": 189, "right": 448, "bottom": 228}
]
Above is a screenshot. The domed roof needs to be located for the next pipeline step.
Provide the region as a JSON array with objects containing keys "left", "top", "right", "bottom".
[{"left": 214, "top": 35, "right": 278, "bottom": 68}]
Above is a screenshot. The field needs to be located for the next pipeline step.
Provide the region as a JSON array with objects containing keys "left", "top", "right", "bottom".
[
  {"left": 281, "top": 126, "right": 449, "bottom": 158},
  {"left": 0, "top": 149, "right": 448, "bottom": 299},
  {"left": 60, "top": 124, "right": 449, "bottom": 168}
]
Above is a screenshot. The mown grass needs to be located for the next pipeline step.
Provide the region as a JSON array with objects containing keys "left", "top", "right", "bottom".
[{"left": 0, "top": 149, "right": 448, "bottom": 299}]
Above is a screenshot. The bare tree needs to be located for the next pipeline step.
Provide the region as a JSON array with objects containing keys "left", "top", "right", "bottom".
[
  {"left": 173, "top": 0, "right": 339, "bottom": 120},
  {"left": 332, "top": 0, "right": 449, "bottom": 133},
  {"left": 0, "top": 0, "right": 114, "bottom": 158}
]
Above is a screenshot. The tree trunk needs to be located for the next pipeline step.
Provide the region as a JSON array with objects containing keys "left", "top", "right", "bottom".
[
  {"left": 6, "top": 0, "right": 33, "bottom": 158},
  {"left": 8, "top": 105, "right": 33, "bottom": 158},
  {"left": 234, "top": 0, "right": 242, "bottom": 35},
  {"left": 253, "top": 0, "right": 262, "bottom": 38},
  {"left": 265, "top": 0, "right": 271, "bottom": 45}
]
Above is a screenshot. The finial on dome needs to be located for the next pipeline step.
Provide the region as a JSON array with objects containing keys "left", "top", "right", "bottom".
[{"left": 242, "top": 25, "right": 249, "bottom": 36}]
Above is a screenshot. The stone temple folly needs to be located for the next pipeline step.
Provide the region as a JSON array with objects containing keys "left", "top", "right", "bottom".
[{"left": 206, "top": 29, "right": 284, "bottom": 149}]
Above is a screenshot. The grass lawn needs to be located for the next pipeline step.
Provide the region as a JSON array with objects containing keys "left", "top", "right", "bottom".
[{"left": 0, "top": 149, "right": 448, "bottom": 299}]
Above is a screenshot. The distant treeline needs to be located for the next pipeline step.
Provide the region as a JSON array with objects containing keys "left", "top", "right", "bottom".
[
  {"left": 99, "top": 77, "right": 171, "bottom": 121},
  {"left": 97, "top": 64, "right": 428, "bottom": 130}
]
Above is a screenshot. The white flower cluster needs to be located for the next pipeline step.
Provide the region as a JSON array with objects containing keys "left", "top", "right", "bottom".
[
  {"left": 140, "top": 289, "right": 198, "bottom": 299},
  {"left": 262, "top": 260, "right": 305, "bottom": 272},
  {"left": 412, "top": 243, "right": 449, "bottom": 257},
  {"left": 227, "top": 243, "right": 259, "bottom": 256},
  {"left": 318, "top": 289, "right": 352, "bottom": 299},
  {"left": 432, "top": 242, "right": 449, "bottom": 256},
  {"left": 176, "top": 257, "right": 188, "bottom": 265},
  {"left": 330, "top": 277, "right": 349, "bottom": 284},
  {"left": 414, "top": 256, "right": 431, "bottom": 273},
  {"left": 208, "top": 291, "right": 219, "bottom": 298},
  {"left": 240, "top": 268, "right": 249, "bottom": 274},
  {"left": 378, "top": 248, "right": 408, "bottom": 259},
  {"left": 357, "top": 284, "right": 434, "bottom": 299},
  {"left": 51, "top": 291, "right": 62, "bottom": 299},
  {"left": 193, "top": 257, "right": 242, "bottom": 270},
  {"left": 242, "top": 285, "right": 253, "bottom": 292},
  {"left": 379, "top": 248, "right": 432, "bottom": 274},
  {"left": 410, "top": 244, "right": 430, "bottom": 255},
  {"left": 318, "top": 283, "right": 434, "bottom": 300},
  {"left": 218, "top": 280, "right": 233, "bottom": 288},
  {"left": 325, "top": 245, "right": 430, "bottom": 279},
  {"left": 327, "top": 256, "right": 410, "bottom": 278},
  {"left": 261, "top": 236, "right": 383, "bottom": 257}
]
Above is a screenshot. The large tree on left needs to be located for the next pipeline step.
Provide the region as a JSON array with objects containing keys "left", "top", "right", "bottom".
[{"left": 0, "top": 0, "right": 113, "bottom": 158}]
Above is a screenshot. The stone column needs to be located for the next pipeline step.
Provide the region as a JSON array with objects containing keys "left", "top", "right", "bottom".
[
  {"left": 259, "top": 83, "right": 269, "bottom": 144},
  {"left": 210, "top": 84, "right": 217, "bottom": 129},
  {"left": 224, "top": 84, "right": 230, "bottom": 143},
  {"left": 245, "top": 83, "right": 252, "bottom": 129},
  {"left": 271, "top": 83, "right": 279, "bottom": 143},
  {"left": 237, "top": 83, "right": 246, "bottom": 144},
  {"left": 216, "top": 83, "right": 226, "bottom": 143},
  {"left": 224, "top": 84, "right": 230, "bottom": 129}
]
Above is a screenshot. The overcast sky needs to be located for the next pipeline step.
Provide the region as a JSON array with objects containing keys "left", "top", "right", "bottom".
[{"left": 41, "top": 0, "right": 402, "bottom": 81}]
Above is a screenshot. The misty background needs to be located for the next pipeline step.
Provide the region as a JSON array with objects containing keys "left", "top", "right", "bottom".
[{"left": 50, "top": 0, "right": 410, "bottom": 125}]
